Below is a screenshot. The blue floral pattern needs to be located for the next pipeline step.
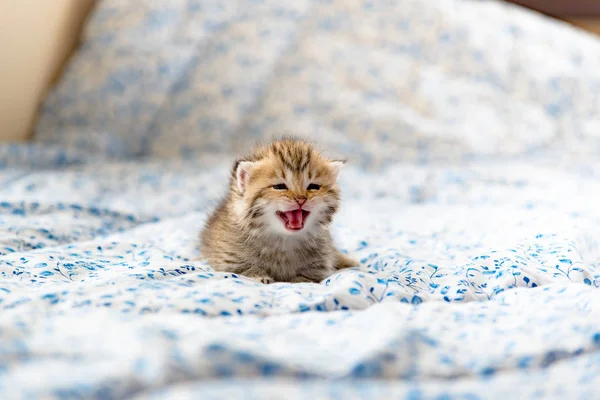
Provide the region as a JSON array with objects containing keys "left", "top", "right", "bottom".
[{"left": 3, "top": 0, "right": 600, "bottom": 398}]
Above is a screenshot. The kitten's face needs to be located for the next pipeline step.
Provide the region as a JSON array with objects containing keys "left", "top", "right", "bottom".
[{"left": 233, "top": 141, "right": 343, "bottom": 236}]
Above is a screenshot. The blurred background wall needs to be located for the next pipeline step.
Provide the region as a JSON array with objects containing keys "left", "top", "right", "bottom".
[
  {"left": 0, "top": 0, "right": 597, "bottom": 144},
  {"left": 0, "top": 0, "right": 96, "bottom": 142}
]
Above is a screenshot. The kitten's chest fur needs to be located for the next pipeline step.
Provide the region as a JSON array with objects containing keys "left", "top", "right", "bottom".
[{"left": 243, "top": 234, "right": 335, "bottom": 280}]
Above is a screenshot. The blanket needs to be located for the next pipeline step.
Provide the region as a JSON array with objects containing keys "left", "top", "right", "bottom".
[{"left": 1, "top": 151, "right": 600, "bottom": 398}]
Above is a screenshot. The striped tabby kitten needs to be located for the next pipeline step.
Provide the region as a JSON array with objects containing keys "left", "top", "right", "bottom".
[{"left": 201, "top": 139, "right": 358, "bottom": 283}]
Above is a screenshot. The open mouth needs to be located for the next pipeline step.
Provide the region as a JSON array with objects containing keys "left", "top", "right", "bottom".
[{"left": 276, "top": 209, "right": 310, "bottom": 231}]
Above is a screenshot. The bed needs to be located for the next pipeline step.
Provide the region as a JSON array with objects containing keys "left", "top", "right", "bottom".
[{"left": 2, "top": 0, "right": 600, "bottom": 398}]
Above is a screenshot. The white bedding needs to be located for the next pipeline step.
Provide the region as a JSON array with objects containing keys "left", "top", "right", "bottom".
[
  {"left": 1, "top": 154, "right": 600, "bottom": 398},
  {"left": 3, "top": 0, "right": 600, "bottom": 398}
]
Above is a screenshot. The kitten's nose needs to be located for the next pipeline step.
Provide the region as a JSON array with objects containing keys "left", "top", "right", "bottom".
[{"left": 295, "top": 197, "right": 306, "bottom": 206}]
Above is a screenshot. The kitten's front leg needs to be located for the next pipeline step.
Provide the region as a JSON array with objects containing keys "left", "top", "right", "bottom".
[
  {"left": 288, "top": 276, "right": 315, "bottom": 283},
  {"left": 291, "top": 266, "right": 330, "bottom": 283}
]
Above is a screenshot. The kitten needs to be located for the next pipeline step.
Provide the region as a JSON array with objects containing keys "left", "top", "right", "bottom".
[{"left": 200, "top": 139, "right": 358, "bottom": 283}]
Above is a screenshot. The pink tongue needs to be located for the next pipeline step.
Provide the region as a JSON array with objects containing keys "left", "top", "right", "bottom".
[{"left": 284, "top": 210, "right": 303, "bottom": 228}]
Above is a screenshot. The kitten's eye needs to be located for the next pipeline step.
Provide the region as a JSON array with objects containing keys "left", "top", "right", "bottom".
[
  {"left": 307, "top": 183, "right": 321, "bottom": 191},
  {"left": 272, "top": 183, "right": 288, "bottom": 190}
]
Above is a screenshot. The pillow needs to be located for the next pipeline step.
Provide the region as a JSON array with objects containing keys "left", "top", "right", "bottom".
[{"left": 35, "top": 0, "right": 600, "bottom": 166}]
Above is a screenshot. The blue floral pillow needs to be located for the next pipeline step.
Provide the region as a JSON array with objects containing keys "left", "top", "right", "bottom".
[{"left": 35, "top": 0, "right": 600, "bottom": 166}]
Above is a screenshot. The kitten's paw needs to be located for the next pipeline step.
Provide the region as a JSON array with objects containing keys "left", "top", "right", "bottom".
[
  {"left": 240, "top": 267, "right": 276, "bottom": 284},
  {"left": 251, "top": 275, "right": 275, "bottom": 284},
  {"left": 335, "top": 252, "right": 360, "bottom": 270}
]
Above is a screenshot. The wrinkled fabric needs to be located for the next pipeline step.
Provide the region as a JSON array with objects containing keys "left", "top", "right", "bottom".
[
  {"left": 1, "top": 148, "right": 600, "bottom": 398},
  {"left": 4, "top": 0, "right": 600, "bottom": 398}
]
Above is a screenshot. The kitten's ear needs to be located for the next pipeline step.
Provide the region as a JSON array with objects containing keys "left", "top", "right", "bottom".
[
  {"left": 328, "top": 160, "right": 346, "bottom": 179},
  {"left": 235, "top": 161, "right": 255, "bottom": 194}
]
